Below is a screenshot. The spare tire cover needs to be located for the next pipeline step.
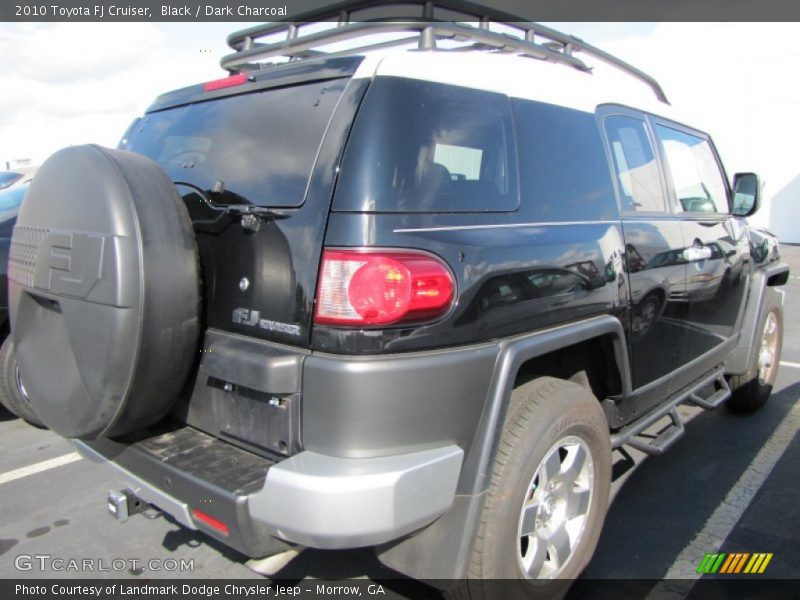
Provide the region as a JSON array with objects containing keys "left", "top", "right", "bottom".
[{"left": 8, "top": 145, "right": 200, "bottom": 439}]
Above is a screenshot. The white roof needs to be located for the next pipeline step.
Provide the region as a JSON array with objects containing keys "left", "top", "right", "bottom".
[{"left": 353, "top": 49, "right": 684, "bottom": 122}]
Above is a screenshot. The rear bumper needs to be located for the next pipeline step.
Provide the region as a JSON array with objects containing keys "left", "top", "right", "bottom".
[{"left": 73, "top": 428, "right": 462, "bottom": 555}]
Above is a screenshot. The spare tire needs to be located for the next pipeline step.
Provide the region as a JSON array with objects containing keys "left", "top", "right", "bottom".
[{"left": 8, "top": 145, "right": 200, "bottom": 439}]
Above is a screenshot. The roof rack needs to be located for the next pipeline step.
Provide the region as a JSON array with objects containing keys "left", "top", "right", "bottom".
[{"left": 221, "top": 0, "right": 669, "bottom": 104}]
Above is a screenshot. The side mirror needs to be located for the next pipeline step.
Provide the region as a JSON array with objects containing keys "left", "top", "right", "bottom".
[{"left": 731, "top": 172, "right": 760, "bottom": 217}]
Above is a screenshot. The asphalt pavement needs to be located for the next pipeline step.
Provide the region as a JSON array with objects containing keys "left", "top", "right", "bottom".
[{"left": 1, "top": 247, "right": 799, "bottom": 593}]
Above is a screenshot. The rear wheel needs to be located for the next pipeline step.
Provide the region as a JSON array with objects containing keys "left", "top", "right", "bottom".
[
  {"left": 0, "top": 337, "right": 44, "bottom": 427},
  {"left": 466, "top": 377, "right": 611, "bottom": 594},
  {"left": 728, "top": 290, "right": 783, "bottom": 412}
]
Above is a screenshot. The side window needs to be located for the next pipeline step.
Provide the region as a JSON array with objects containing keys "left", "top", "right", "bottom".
[
  {"left": 334, "top": 77, "right": 518, "bottom": 213},
  {"left": 513, "top": 99, "right": 617, "bottom": 222},
  {"left": 603, "top": 116, "right": 667, "bottom": 213},
  {"left": 654, "top": 125, "right": 728, "bottom": 214}
]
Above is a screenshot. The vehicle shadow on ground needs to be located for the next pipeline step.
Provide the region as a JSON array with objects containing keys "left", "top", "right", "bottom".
[
  {"left": 157, "top": 513, "right": 252, "bottom": 565},
  {"left": 0, "top": 404, "right": 16, "bottom": 422},
  {"left": 581, "top": 379, "right": 800, "bottom": 580}
]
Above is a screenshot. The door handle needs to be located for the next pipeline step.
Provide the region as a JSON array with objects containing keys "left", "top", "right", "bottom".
[{"left": 683, "top": 246, "right": 712, "bottom": 262}]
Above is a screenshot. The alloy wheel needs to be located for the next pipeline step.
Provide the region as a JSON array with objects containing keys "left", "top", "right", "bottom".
[{"left": 517, "top": 435, "right": 595, "bottom": 579}]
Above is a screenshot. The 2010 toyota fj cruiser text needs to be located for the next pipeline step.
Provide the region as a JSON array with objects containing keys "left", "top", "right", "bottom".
[{"left": 6, "top": 0, "right": 790, "bottom": 591}]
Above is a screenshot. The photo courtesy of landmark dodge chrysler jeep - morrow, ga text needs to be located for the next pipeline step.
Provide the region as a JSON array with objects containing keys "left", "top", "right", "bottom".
[{"left": 5, "top": 0, "right": 790, "bottom": 593}]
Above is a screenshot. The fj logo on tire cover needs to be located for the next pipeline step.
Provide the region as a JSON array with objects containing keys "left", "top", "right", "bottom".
[{"left": 10, "top": 226, "right": 137, "bottom": 308}]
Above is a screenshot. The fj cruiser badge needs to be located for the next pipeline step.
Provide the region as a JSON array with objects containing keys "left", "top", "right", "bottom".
[{"left": 232, "top": 307, "right": 301, "bottom": 336}]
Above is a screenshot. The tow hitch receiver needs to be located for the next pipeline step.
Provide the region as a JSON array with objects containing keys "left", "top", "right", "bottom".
[{"left": 107, "top": 489, "right": 150, "bottom": 523}]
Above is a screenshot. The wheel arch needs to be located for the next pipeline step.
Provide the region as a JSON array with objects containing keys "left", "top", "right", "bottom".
[
  {"left": 458, "top": 314, "right": 631, "bottom": 497},
  {"left": 726, "top": 261, "right": 788, "bottom": 376}
]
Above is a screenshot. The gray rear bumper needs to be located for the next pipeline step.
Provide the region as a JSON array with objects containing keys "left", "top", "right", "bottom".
[{"left": 74, "top": 434, "right": 462, "bottom": 553}]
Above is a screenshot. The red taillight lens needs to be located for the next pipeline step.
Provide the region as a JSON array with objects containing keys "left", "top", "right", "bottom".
[
  {"left": 203, "top": 73, "right": 248, "bottom": 91},
  {"left": 315, "top": 250, "right": 455, "bottom": 326}
]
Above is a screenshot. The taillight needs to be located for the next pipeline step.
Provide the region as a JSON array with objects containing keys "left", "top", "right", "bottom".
[
  {"left": 315, "top": 249, "right": 455, "bottom": 326},
  {"left": 203, "top": 73, "right": 248, "bottom": 91}
]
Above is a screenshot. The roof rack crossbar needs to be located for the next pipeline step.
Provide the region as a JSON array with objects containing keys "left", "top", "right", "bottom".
[
  {"left": 222, "top": 21, "right": 588, "bottom": 73},
  {"left": 220, "top": 0, "right": 668, "bottom": 104}
]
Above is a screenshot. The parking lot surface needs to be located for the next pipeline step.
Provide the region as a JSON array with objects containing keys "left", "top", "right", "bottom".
[{"left": 2, "top": 246, "right": 799, "bottom": 592}]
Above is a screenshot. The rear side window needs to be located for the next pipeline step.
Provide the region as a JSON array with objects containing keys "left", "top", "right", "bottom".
[
  {"left": 333, "top": 77, "right": 518, "bottom": 213},
  {"left": 123, "top": 78, "right": 347, "bottom": 208},
  {"left": 513, "top": 100, "right": 617, "bottom": 221}
]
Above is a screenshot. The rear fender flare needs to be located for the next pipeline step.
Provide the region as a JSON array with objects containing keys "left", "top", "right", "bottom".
[{"left": 457, "top": 314, "right": 631, "bottom": 496}]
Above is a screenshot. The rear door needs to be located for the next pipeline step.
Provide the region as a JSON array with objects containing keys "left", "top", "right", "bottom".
[{"left": 650, "top": 119, "right": 750, "bottom": 367}]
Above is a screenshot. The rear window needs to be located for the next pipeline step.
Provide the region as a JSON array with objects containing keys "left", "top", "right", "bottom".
[
  {"left": 333, "top": 77, "right": 518, "bottom": 213},
  {"left": 122, "top": 78, "right": 347, "bottom": 208}
]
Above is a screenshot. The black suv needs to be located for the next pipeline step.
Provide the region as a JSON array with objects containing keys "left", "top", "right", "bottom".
[{"left": 7, "top": 1, "right": 790, "bottom": 589}]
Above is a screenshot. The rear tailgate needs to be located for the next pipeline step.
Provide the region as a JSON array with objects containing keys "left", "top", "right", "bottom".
[{"left": 122, "top": 58, "right": 367, "bottom": 347}]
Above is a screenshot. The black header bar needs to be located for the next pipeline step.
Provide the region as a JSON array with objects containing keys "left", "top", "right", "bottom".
[{"left": 4, "top": 0, "right": 800, "bottom": 22}]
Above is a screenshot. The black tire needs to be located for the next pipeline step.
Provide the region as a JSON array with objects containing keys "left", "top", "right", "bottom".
[
  {"left": 728, "top": 290, "right": 783, "bottom": 412},
  {"left": 466, "top": 377, "right": 611, "bottom": 595},
  {"left": 0, "top": 337, "right": 45, "bottom": 428},
  {"left": 8, "top": 145, "right": 200, "bottom": 439}
]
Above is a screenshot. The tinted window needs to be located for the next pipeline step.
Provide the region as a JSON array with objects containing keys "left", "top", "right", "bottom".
[
  {"left": 654, "top": 125, "right": 728, "bottom": 214},
  {"left": 123, "top": 78, "right": 346, "bottom": 207},
  {"left": 334, "top": 77, "right": 517, "bottom": 213},
  {"left": 514, "top": 100, "right": 617, "bottom": 221},
  {"left": 604, "top": 116, "right": 667, "bottom": 213}
]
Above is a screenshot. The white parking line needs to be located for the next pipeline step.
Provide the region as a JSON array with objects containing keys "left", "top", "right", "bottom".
[
  {"left": 780, "top": 360, "right": 800, "bottom": 369},
  {"left": 0, "top": 452, "right": 82, "bottom": 486},
  {"left": 647, "top": 397, "right": 800, "bottom": 598}
]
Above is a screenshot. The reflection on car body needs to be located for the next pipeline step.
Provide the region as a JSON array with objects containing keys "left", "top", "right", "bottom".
[{"left": 455, "top": 264, "right": 608, "bottom": 338}]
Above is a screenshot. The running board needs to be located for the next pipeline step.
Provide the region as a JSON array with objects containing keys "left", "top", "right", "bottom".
[
  {"left": 626, "top": 408, "right": 685, "bottom": 456},
  {"left": 611, "top": 368, "right": 730, "bottom": 456},
  {"left": 688, "top": 374, "right": 731, "bottom": 409}
]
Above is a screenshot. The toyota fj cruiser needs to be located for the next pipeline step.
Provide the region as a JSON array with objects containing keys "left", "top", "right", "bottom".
[{"left": 7, "top": 0, "right": 790, "bottom": 590}]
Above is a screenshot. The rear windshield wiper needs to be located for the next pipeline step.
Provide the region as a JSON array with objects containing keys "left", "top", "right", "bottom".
[{"left": 174, "top": 180, "right": 289, "bottom": 231}]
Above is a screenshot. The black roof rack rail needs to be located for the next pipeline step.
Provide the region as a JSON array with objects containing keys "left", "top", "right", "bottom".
[{"left": 221, "top": 0, "right": 669, "bottom": 105}]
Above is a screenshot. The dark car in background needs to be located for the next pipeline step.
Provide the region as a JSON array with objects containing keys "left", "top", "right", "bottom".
[
  {"left": 0, "top": 183, "right": 42, "bottom": 426},
  {"left": 0, "top": 183, "right": 27, "bottom": 329}
]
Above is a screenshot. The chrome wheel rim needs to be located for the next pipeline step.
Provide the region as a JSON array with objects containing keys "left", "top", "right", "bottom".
[
  {"left": 757, "top": 311, "right": 779, "bottom": 385},
  {"left": 14, "top": 363, "right": 31, "bottom": 405},
  {"left": 517, "top": 435, "right": 594, "bottom": 579}
]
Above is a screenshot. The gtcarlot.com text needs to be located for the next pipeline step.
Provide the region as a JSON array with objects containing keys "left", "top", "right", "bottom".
[{"left": 14, "top": 554, "right": 194, "bottom": 573}]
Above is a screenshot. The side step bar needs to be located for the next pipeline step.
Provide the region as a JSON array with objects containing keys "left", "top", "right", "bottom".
[
  {"left": 688, "top": 375, "right": 731, "bottom": 409},
  {"left": 611, "top": 368, "right": 731, "bottom": 456}
]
